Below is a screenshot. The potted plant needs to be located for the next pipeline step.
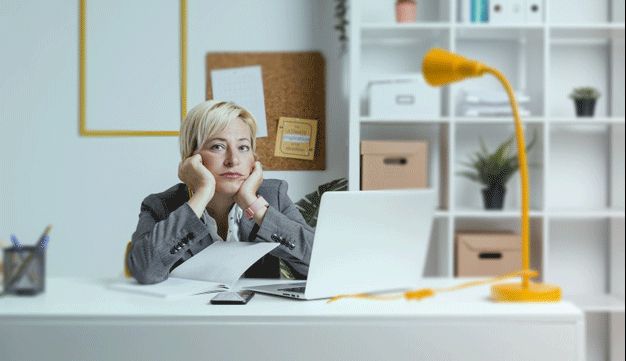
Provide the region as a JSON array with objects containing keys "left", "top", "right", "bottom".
[
  {"left": 459, "top": 132, "right": 537, "bottom": 210},
  {"left": 295, "top": 178, "right": 348, "bottom": 227},
  {"left": 396, "top": 0, "right": 417, "bottom": 23},
  {"left": 569, "top": 86, "right": 600, "bottom": 117},
  {"left": 334, "top": 0, "right": 349, "bottom": 54}
]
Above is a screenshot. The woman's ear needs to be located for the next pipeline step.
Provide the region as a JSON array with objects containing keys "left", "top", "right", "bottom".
[{"left": 254, "top": 153, "right": 259, "bottom": 161}]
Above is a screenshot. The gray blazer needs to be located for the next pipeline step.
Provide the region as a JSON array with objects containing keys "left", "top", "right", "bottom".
[{"left": 127, "top": 179, "right": 315, "bottom": 284}]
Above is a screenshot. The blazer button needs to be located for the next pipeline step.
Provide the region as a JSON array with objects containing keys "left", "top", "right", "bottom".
[{"left": 187, "top": 232, "right": 195, "bottom": 240}]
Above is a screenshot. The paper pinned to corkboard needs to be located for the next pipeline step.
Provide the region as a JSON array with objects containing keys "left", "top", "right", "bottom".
[
  {"left": 206, "top": 51, "right": 325, "bottom": 170},
  {"left": 274, "top": 117, "right": 318, "bottom": 161},
  {"left": 210, "top": 66, "right": 268, "bottom": 138}
]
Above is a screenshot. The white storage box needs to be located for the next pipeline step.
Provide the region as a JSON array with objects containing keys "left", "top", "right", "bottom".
[{"left": 368, "top": 74, "right": 440, "bottom": 118}]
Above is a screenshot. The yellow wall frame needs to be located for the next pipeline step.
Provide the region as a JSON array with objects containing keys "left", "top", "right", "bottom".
[{"left": 79, "top": 0, "right": 187, "bottom": 137}]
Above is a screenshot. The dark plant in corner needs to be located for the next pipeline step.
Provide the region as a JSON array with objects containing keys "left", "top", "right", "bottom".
[
  {"left": 569, "top": 86, "right": 600, "bottom": 117},
  {"left": 334, "top": 0, "right": 349, "bottom": 55},
  {"left": 458, "top": 131, "right": 537, "bottom": 210},
  {"left": 295, "top": 178, "right": 348, "bottom": 227}
]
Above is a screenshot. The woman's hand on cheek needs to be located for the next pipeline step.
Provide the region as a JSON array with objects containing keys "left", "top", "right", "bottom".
[
  {"left": 178, "top": 154, "right": 216, "bottom": 198},
  {"left": 234, "top": 161, "right": 263, "bottom": 208}
]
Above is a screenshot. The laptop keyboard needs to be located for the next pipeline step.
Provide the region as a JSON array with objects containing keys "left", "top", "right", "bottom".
[{"left": 277, "top": 286, "right": 306, "bottom": 293}]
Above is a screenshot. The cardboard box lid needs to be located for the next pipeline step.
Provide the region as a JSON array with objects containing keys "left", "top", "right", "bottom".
[
  {"left": 360, "top": 140, "right": 428, "bottom": 155},
  {"left": 457, "top": 233, "right": 521, "bottom": 252}
]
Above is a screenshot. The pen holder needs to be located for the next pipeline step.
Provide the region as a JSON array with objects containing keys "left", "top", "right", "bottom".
[{"left": 3, "top": 246, "right": 45, "bottom": 295}]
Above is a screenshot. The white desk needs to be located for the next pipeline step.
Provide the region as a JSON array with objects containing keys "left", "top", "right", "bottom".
[{"left": 0, "top": 277, "right": 584, "bottom": 361}]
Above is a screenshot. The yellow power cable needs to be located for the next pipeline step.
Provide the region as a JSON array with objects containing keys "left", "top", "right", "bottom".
[{"left": 327, "top": 270, "right": 539, "bottom": 303}]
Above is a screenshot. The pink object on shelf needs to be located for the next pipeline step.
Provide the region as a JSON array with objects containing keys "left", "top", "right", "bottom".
[{"left": 395, "top": 1, "right": 417, "bottom": 23}]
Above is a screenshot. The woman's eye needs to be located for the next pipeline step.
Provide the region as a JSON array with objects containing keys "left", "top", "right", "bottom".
[
  {"left": 239, "top": 145, "right": 250, "bottom": 151},
  {"left": 210, "top": 144, "right": 225, "bottom": 151}
]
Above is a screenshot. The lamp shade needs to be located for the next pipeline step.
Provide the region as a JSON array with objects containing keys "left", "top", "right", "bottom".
[{"left": 422, "top": 48, "right": 487, "bottom": 86}]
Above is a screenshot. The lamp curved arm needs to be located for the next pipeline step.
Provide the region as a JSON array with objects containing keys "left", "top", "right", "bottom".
[{"left": 484, "top": 67, "right": 532, "bottom": 289}]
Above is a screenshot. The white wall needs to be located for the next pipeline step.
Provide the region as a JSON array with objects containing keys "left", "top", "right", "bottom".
[{"left": 0, "top": 0, "right": 348, "bottom": 277}]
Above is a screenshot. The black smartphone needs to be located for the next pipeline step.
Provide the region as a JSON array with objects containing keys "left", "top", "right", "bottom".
[{"left": 210, "top": 290, "right": 255, "bottom": 305}]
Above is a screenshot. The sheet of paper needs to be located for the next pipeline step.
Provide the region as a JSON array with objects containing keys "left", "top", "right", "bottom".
[
  {"left": 170, "top": 241, "right": 279, "bottom": 287},
  {"left": 109, "top": 278, "right": 226, "bottom": 299},
  {"left": 211, "top": 66, "right": 268, "bottom": 137}
]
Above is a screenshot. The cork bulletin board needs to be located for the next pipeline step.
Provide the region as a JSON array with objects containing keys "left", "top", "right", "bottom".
[{"left": 206, "top": 51, "right": 326, "bottom": 170}]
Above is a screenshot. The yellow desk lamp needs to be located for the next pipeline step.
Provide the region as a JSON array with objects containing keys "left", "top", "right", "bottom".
[{"left": 422, "top": 48, "right": 560, "bottom": 302}]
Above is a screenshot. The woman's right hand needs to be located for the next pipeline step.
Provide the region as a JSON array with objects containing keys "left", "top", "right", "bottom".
[{"left": 178, "top": 154, "right": 216, "bottom": 200}]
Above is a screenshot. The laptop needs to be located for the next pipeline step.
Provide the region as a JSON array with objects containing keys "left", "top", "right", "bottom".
[{"left": 246, "top": 189, "right": 436, "bottom": 300}]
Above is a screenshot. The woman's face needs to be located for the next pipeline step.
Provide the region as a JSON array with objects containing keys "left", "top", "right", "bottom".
[{"left": 196, "top": 118, "right": 255, "bottom": 196}]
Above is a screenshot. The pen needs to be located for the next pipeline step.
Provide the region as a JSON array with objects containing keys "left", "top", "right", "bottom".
[
  {"left": 8, "top": 234, "right": 38, "bottom": 283},
  {"left": 10, "top": 234, "right": 22, "bottom": 248},
  {"left": 35, "top": 225, "right": 53, "bottom": 249}
]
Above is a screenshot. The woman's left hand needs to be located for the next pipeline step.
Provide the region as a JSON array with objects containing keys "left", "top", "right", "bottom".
[{"left": 234, "top": 161, "right": 264, "bottom": 208}]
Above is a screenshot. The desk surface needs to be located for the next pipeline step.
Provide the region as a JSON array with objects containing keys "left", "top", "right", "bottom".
[
  {"left": 1, "top": 278, "right": 585, "bottom": 361},
  {"left": 0, "top": 277, "right": 582, "bottom": 321}
]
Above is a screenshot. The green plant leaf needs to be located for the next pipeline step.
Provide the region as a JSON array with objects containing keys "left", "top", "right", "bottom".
[
  {"left": 458, "top": 130, "right": 538, "bottom": 188},
  {"left": 295, "top": 178, "right": 348, "bottom": 227}
]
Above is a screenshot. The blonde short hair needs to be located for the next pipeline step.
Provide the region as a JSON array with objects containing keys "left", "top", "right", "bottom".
[{"left": 179, "top": 100, "right": 257, "bottom": 159}]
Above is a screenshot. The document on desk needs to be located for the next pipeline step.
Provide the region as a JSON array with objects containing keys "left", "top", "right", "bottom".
[
  {"left": 170, "top": 241, "right": 279, "bottom": 285},
  {"left": 110, "top": 241, "right": 278, "bottom": 299}
]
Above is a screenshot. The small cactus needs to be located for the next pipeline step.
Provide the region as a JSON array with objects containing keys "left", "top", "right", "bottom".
[{"left": 569, "top": 87, "right": 601, "bottom": 100}]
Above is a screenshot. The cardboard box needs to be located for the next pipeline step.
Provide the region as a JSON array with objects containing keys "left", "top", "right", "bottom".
[
  {"left": 455, "top": 232, "right": 521, "bottom": 277},
  {"left": 368, "top": 74, "right": 440, "bottom": 118},
  {"left": 360, "top": 140, "right": 428, "bottom": 190}
]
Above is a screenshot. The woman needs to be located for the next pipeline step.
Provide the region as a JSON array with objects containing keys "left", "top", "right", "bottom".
[{"left": 127, "top": 100, "right": 314, "bottom": 284}]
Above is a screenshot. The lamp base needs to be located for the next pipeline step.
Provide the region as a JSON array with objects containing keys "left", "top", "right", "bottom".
[{"left": 491, "top": 282, "right": 561, "bottom": 302}]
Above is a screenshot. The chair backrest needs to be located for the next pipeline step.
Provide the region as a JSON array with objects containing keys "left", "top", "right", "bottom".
[{"left": 124, "top": 241, "right": 132, "bottom": 278}]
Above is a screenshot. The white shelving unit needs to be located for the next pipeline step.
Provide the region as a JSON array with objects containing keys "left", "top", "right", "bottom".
[{"left": 348, "top": 1, "right": 624, "bottom": 360}]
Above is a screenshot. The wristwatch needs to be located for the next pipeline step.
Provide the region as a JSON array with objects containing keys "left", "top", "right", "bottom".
[{"left": 244, "top": 196, "right": 269, "bottom": 220}]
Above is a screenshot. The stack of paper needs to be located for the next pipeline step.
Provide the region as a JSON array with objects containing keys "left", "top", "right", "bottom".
[
  {"left": 110, "top": 241, "right": 278, "bottom": 299},
  {"left": 461, "top": 89, "right": 531, "bottom": 117}
]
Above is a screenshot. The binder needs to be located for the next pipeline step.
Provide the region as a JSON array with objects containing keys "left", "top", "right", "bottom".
[
  {"left": 489, "top": 0, "right": 524, "bottom": 24},
  {"left": 524, "top": 0, "right": 543, "bottom": 24},
  {"left": 471, "top": 0, "right": 489, "bottom": 23}
]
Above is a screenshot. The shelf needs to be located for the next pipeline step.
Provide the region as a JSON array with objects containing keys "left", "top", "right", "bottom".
[
  {"left": 361, "top": 116, "right": 450, "bottom": 124},
  {"left": 435, "top": 209, "right": 626, "bottom": 219},
  {"left": 550, "top": 23, "right": 625, "bottom": 30},
  {"left": 456, "top": 117, "right": 624, "bottom": 124},
  {"left": 361, "top": 22, "right": 451, "bottom": 30},
  {"left": 456, "top": 24, "right": 543, "bottom": 40},
  {"left": 549, "top": 117, "right": 625, "bottom": 125},
  {"left": 566, "top": 294, "right": 626, "bottom": 313},
  {"left": 455, "top": 116, "right": 544, "bottom": 124},
  {"left": 456, "top": 24, "right": 544, "bottom": 30},
  {"left": 454, "top": 209, "right": 544, "bottom": 218},
  {"left": 547, "top": 209, "right": 626, "bottom": 219},
  {"left": 550, "top": 23, "right": 625, "bottom": 42},
  {"left": 361, "top": 24, "right": 448, "bottom": 41},
  {"left": 360, "top": 117, "right": 625, "bottom": 125}
]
